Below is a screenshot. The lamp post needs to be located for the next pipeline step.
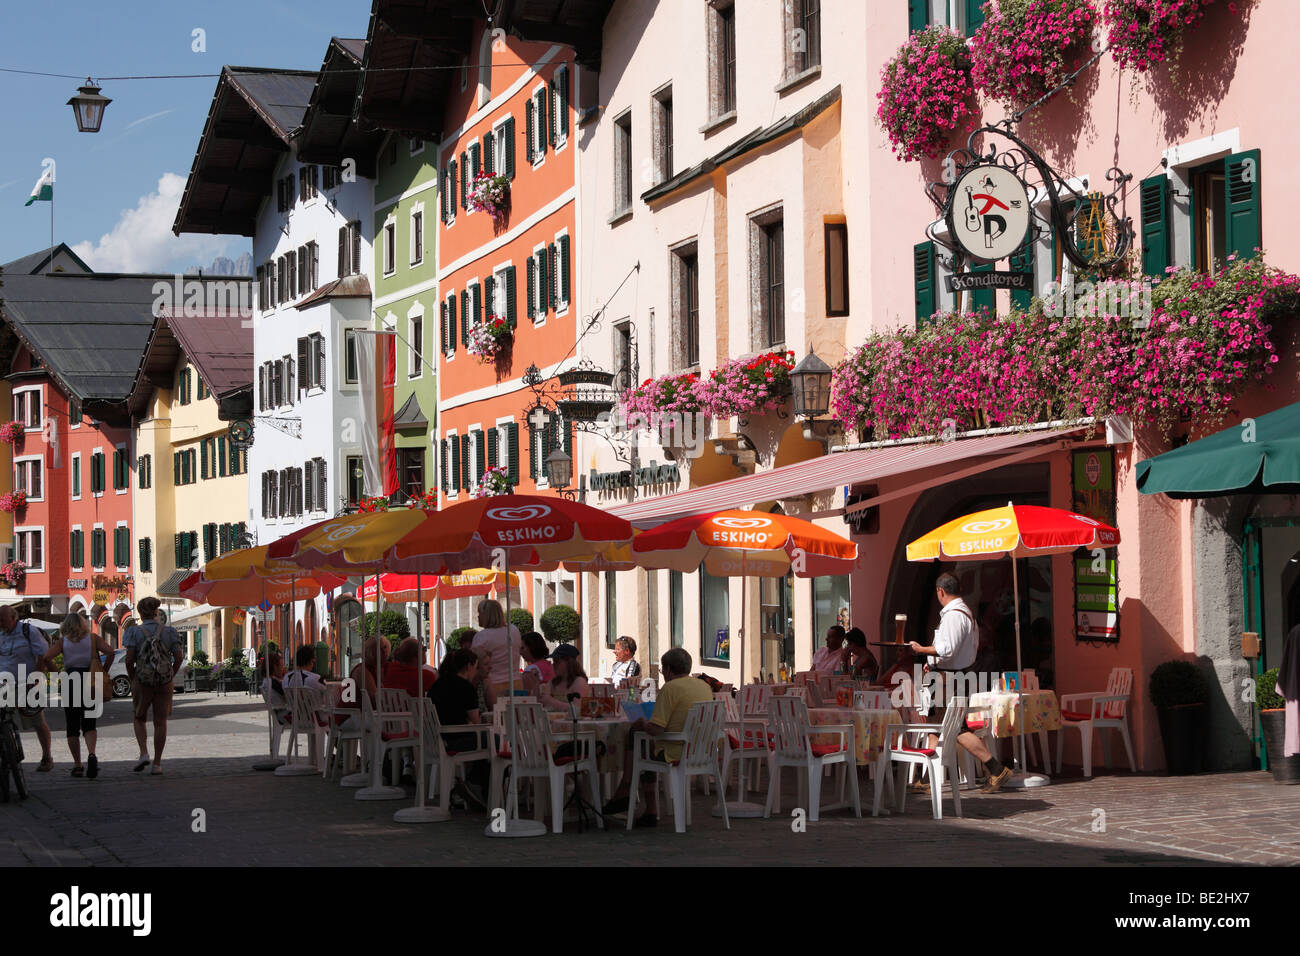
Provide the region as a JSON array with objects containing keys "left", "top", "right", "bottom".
[
  {"left": 789, "top": 351, "right": 843, "bottom": 446},
  {"left": 68, "top": 79, "right": 111, "bottom": 133}
]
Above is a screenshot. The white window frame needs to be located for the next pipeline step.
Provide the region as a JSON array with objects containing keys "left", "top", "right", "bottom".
[
  {"left": 114, "top": 442, "right": 129, "bottom": 496},
  {"left": 71, "top": 452, "right": 83, "bottom": 501},
  {"left": 92, "top": 445, "right": 105, "bottom": 499},
  {"left": 407, "top": 304, "right": 425, "bottom": 380},
  {"left": 342, "top": 326, "right": 361, "bottom": 389},
  {"left": 410, "top": 137, "right": 425, "bottom": 157},
  {"left": 91, "top": 521, "right": 106, "bottom": 572},
  {"left": 14, "top": 525, "right": 44, "bottom": 573},
  {"left": 115, "top": 520, "right": 130, "bottom": 572},
  {"left": 468, "top": 425, "right": 483, "bottom": 491},
  {"left": 445, "top": 429, "right": 460, "bottom": 500},
  {"left": 494, "top": 416, "right": 514, "bottom": 483},
  {"left": 1163, "top": 129, "right": 1241, "bottom": 270},
  {"left": 490, "top": 260, "right": 512, "bottom": 320},
  {"left": 553, "top": 228, "right": 571, "bottom": 314},
  {"left": 69, "top": 399, "right": 82, "bottom": 430},
  {"left": 13, "top": 455, "right": 44, "bottom": 503},
  {"left": 382, "top": 215, "right": 397, "bottom": 277},
  {"left": 531, "top": 84, "right": 548, "bottom": 169},
  {"left": 410, "top": 201, "right": 425, "bottom": 266},
  {"left": 13, "top": 385, "right": 42, "bottom": 432},
  {"left": 489, "top": 115, "right": 510, "bottom": 176},
  {"left": 466, "top": 278, "right": 481, "bottom": 338},
  {"left": 70, "top": 523, "right": 84, "bottom": 572},
  {"left": 552, "top": 65, "right": 569, "bottom": 151}
]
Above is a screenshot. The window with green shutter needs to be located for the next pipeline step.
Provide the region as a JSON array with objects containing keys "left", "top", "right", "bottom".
[
  {"left": 92, "top": 529, "right": 105, "bottom": 569},
  {"left": 1224, "top": 149, "right": 1261, "bottom": 262},
  {"left": 139, "top": 537, "right": 152, "bottom": 573},
  {"left": 440, "top": 439, "right": 450, "bottom": 493},
  {"left": 914, "top": 241, "right": 936, "bottom": 325},
  {"left": 460, "top": 434, "right": 471, "bottom": 490},
  {"left": 1140, "top": 174, "right": 1170, "bottom": 280},
  {"left": 506, "top": 422, "right": 520, "bottom": 485},
  {"left": 460, "top": 290, "right": 470, "bottom": 346},
  {"left": 558, "top": 236, "right": 571, "bottom": 306},
  {"left": 218, "top": 436, "right": 227, "bottom": 477},
  {"left": 450, "top": 436, "right": 461, "bottom": 492},
  {"left": 908, "top": 0, "right": 928, "bottom": 33},
  {"left": 440, "top": 301, "right": 448, "bottom": 352},
  {"left": 503, "top": 116, "right": 516, "bottom": 179},
  {"left": 526, "top": 257, "right": 536, "bottom": 320},
  {"left": 487, "top": 428, "right": 499, "bottom": 468},
  {"left": 448, "top": 294, "right": 458, "bottom": 351},
  {"left": 547, "top": 244, "right": 558, "bottom": 311},
  {"left": 504, "top": 265, "right": 517, "bottom": 328},
  {"left": 474, "top": 429, "right": 486, "bottom": 485},
  {"left": 73, "top": 457, "right": 81, "bottom": 497},
  {"left": 485, "top": 274, "right": 496, "bottom": 320}
]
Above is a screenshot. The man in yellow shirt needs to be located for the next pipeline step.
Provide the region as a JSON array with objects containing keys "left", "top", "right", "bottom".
[{"left": 602, "top": 647, "right": 714, "bottom": 827}]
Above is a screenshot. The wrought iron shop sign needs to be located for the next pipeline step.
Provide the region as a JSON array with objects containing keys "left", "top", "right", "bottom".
[
  {"left": 926, "top": 123, "right": 1134, "bottom": 278},
  {"left": 588, "top": 462, "right": 681, "bottom": 491}
]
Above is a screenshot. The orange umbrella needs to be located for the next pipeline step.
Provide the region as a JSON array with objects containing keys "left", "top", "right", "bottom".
[
  {"left": 201, "top": 545, "right": 314, "bottom": 580},
  {"left": 179, "top": 570, "right": 345, "bottom": 607}
]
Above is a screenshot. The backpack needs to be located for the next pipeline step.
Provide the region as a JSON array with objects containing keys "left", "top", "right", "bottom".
[{"left": 134, "top": 621, "right": 176, "bottom": 686}]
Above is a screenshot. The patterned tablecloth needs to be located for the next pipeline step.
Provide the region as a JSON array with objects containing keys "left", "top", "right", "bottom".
[
  {"left": 808, "top": 707, "right": 902, "bottom": 766},
  {"left": 967, "top": 690, "right": 1061, "bottom": 737}
]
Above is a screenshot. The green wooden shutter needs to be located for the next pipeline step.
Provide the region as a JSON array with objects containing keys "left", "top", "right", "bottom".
[
  {"left": 504, "top": 116, "right": 516, "bottom": 179},
  {"left": 460, "top": 290, "right": 470, "bottom": 346},
  {"left": 506, "top": 423, "right": 520, "bottom": 485},
  {"left": 485, "top": 274, "right": 496, "bottom": 320},
  {"left": 483, "top": 131, "right": 494, "bottom": 175},
  {"left": 1224, "top": 149, "right": 1261, "bottom": 261},
  {"left": 558, "top": 71, "right": 569, "bottom": 139},
  {"left": 548, "top": 78, "right": 558, "bottom": 146},
  {"left": 218, "top": 436, "right": 227, "bottom": 477},
  {"left": 440, "top": 168, "right": 450, "bottom": 222},
  {"left": 1140, "top": 175, "right": 1170, "bottom": 280},
  {"left": 526, "top": 257, "right": 536, "bottom": 319},
  {"left": 528, "top": 421, "right": 538, "bottom": 480},
  {"left": 200, "top": 441, "right": 209, "bottom": 480},
  {"left": 473, "top": 283, "right": 482, "bottom": 327},
  {"left": 525, "top": 99, "right": 535, "bottom": 163},
  {"left": 460, "top": 151, "right": 469, "bottom": 208},
  {"left": 504, "top": 266, "right": 517, "bottom": 328},
  {"left": 914, "top": 241, "right": 936, "bottom": 324},
  {"left": 70, "top": 531, "right": 77, "bottom": 567},
  {"left": 448, "top": 294, "right": 458, "bottom": 350},
  {"left": 547, "top": 244, "right": 558, "bottom": 311},
  {"left": 964, "top": 0, "right": 986, "bottom": 35},
  {"left": 441, "top": 439, "right": 449, "bottom": 493},
  {"left": 460, "top": 434, "right": 471, "bottom": 490},
  {"left": 474, "top": 429, "right": 485, "bottom": 483},
  {"left": 559, "top": 236, "right": 571, "bottom": 305},
  {"left": 536, "top": 92, "right": 548, "bottom": 159},
  {"left": 487, "top": 428, "right": 499, "bottom": 467},
  {"left": 440, "top": 301, "right": 448, "bottom": 352},
  {"left": 1009, "top": 239, "right": 1035, "bottom": 310},
  {"left": 73, "top": 458, "right": 81, "bottom": 497},
  {"left": 908, "top": 0, "right": 929, "bottom": 33}
]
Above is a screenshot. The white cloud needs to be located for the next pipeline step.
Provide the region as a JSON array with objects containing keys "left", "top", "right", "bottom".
[{"left": 72, "top": 172, "right": 239, "bottom": 273}]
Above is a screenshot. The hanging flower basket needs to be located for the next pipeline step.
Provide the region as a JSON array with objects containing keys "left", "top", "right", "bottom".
[
  {"left": 0, "top": 491, "right": 27, "bottom": 514},
  {"left": 1, "top": 560, "right": 26, "bottom": 588},
  {"left": 467, "top": 171, "right": 510, "bottom": 218},
  {"left": 1103, "top": 0, "right": 1221, "bottom": 72},
  {"left": 475, "top": 465, "right": 513, "bottom": 498},
  {"left": 971, "top": 0, "right": 1099, "bottom": 106},
  {"left": 0, "top": 421, "right": 24, "bottom": 445},
  {"left": 831, "top": 256, "right": 1300, "bottom": 442},
  {"left": 703, "top": 350, "right": 796, "bottom": 419},
  {"left": 876, "top": 25, "right": 977, "bottom": 162},
  {"left": 467, "top": 314, "right": 513, "bottom": 363}
]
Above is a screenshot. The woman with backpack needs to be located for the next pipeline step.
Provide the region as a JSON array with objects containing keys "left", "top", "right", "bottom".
[
  {"left": 47, "top": 612, "right": 116, "bottom": 778},
  {"left": 122, "top": 597, "right": 184, "bottom": 775}
]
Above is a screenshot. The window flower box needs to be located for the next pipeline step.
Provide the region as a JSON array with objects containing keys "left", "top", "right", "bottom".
[
  {"left": 475, "top": 465, "right": 512, "bottom": 498},
  {"left": 0, "top": 491, "right": 27, "bottom": 514},
  {"left": 467, "top": 171, "right": 510, "bottom": 219},
  {"left": 467, "top": 314, "right": 512, "bottom": 363},
  {"left": 0, "top": 421, "right": 24, "bottom": 445},
  {"left": 1, "top": 560, "right": 27, "bottom": 588}
]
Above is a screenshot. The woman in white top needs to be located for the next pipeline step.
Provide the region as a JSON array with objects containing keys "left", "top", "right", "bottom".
[
  {"left": 539, "top": 643, "right": 588, "bottom": 711},
  {"left": 470, "top": 599, "right": 521, "bottom": 694},
  {"left": 48, "top": 612, "right": 116, "bottom": 778}
]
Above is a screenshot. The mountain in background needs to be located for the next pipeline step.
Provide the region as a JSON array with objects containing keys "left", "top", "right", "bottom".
[{"left": 187, "top": 251, "right": 253, "bottom": 277}]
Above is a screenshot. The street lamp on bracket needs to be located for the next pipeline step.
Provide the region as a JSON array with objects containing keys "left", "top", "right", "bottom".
[{"left": 789, "top": 351, "right": 844, "bottom": 448}]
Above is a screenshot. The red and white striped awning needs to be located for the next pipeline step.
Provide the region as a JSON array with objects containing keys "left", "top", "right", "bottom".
[{"left": 610, "top": 428, "right": 1081, "bottom": 526}]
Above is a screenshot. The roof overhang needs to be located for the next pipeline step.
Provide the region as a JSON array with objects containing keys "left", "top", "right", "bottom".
[{"left": 297, "top": 38, "right": 382, "bottom": 176}]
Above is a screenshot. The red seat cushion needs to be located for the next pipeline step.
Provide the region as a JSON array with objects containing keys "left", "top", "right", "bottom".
[
  {"left": 381, "top": 731, "right": 413, "bottom": 741},
  {"left": 899, "top": 745, "right": 936, "bottom": 757},
  {"left": 810, "top": 744, "right": 847, "bottom": 757},
  {"left": 966, "top": 719, "right": 987, "bottom": 730},
  {"left": 497, "top": 748, "right": 512, "bottom": 758},
  {"left": 1061, "top": 710, "right": 1094, "bottom": 722}
]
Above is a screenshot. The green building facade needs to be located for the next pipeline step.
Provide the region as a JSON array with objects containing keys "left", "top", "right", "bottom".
[{"left": 373, "top": 135, "right": 439, "bottom": 500}]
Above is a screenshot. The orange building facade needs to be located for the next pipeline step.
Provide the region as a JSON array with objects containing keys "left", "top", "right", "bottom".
[{"left": 435, "top": 25, "right": 580, "bottom": 626}]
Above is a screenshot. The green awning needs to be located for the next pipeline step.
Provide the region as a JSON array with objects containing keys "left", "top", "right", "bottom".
[{"left": 1137, "top": 401, "right": 1300, "bottom": 498}]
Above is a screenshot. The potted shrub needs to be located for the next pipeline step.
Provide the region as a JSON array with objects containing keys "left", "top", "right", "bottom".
[
  {"left": 448, "top": 626, "right": 477, "bottom": 650},
  {"left": 540, "top": 604, "right": 581, "bottom": 645},
  {"left": 509, "top": 607, "right": 535, "bottom": 634},
  {"left": 1257, "top": 668, "right": 1300, "bottom": 784},
  {"left": 1149, "top": 660, "right": 1210, "bottom": 774},
  {"left": 363, "top": 609, "right": 411, "bottom": 641}
]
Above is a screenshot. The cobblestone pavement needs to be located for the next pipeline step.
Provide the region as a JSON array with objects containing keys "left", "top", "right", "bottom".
[{"left": 3, "top": 692, "right": 1298, "bottom": 866}]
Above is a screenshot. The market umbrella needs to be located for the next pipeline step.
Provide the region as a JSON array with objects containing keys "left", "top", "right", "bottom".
[
  {"left": 630, "top": 509, "right": 858, "bottom": 815},
  {"left": 906, "top": 503, "right": 1120, "bottom": 787}
]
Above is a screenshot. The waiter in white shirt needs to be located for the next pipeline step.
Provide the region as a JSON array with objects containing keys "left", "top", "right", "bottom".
[{"left": 909, "top": 572, "right": 1012, "bottom": 793}]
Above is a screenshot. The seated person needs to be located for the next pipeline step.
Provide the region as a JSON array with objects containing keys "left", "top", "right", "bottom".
[
  {"left": 427, "top": 648, "right": 488, "bottom": 802},
  {"left": 383, "top": 637, "right": 438, "bottom": 697},
  {"left": 844, "top": 627, "right": 880, "bottom": 682},
  {"left": 602, "top": 647, "right": 715, "bottom": 827},
  {"left": 258, "top": 652, "right": 290, "bottom": 726},
  {"left": 609, "top": 636, "right": 641, "bottom": 684},
  {"left": 284, "top": 644, "right": 329, "bottom": 691},
  {"left": 811, "top": 625, "right": 847, "bottom": 673},
  {"left": 519, "top": 631, "right": 555, "bottom": 697},
  {"left": 335, "top": 635, "right": 388, "bottom": 729},
  {"left": 538, "top": 644, "right": 589, "bottom": 711}
]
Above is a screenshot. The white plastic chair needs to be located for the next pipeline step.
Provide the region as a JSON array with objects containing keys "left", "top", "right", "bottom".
[
  {"left": 1057, "top": 667, "right": 1135, "bottom": 776},
  {"left": 877, "top": 697, "right": 968, "bottom": 820},
  {"left": 487, "top": 702, "right": 602, "bottom": 833},
  {"left": 764, "top": 696, "right": 860, "bottom": 822},
  {"left": 413, "top": 698, "right": 491, "bottom": 809},
  {"left": 279, "top": 686, "right": 328, "bottom": 773},
  {"left": 627, "top": 698, "right": 730, "bottom": 833},
  {"left": 323, "top": 693, "right": 367, "bottom": 782},
  {"left": 784, "top": 685, "right": 808, "bottom": 701},
  {"left": 740, "top": 683, "right": 771, "bottom": 718},
  {"left": 717, "top": 691, "right": 770, "bottom": 800},
  {"left": 373, "top": 688, "right": 417, "bottom": 786}
]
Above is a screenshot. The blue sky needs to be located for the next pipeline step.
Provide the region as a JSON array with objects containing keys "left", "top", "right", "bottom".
[{"left": 0, "top": 0, "right": 372, "bottom": 273}]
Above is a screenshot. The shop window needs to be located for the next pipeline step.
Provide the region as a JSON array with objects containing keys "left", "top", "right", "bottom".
[{"left": 700, "top": 568, "right": 730, "bottom": 663}]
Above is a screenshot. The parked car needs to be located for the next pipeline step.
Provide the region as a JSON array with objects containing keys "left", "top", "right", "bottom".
[{"left": 104, "top": 653, "right": 189, "bottom": 699}]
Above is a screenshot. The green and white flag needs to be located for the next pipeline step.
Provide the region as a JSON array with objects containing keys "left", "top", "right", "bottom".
[{"left": 26, "top": 166, "right": 54, "bottom": 206}]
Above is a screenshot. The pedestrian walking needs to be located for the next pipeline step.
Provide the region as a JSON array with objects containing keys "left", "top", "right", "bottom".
[
  {"left": 48, "top": 612, "right": 116, "bottom": 778},
  {"left": 0, "top": 604, "right": 59, "bottom": 771},
  {"left": 122, "top": 597, "right": 184, "bottom": 775}
]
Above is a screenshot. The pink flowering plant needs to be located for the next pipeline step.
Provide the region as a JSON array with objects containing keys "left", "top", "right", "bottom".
[
  {"left": 876, "top": 25, "right": 977, "bottom": 162},
  {"left": 621, "top": 372, "right": 706, "bottom": 427},
  {"left": 1103, "top": 0, "right": 1220, "bottom": 72},
  {"left": 1, "top": 560, "right": 26, "bottom": 587},
  {"left": 702, "top": 350, "right": 796, "bottom": 418},
  {"left": 0, "top": 421, "right": 23, "bottom": 444},
  {"left": 832, "top": 256, "right": 1299, "bottom": 441},
  {"left": 971, "top": 0, "right": 1099, "bottom": 106},
  {"left": 466, "top": 170, "right": 510, "bottom": 218},
  {"left": 0, "top": 491, "right": 27, "bottom": 514},
  {"left": 467, "top": 314, "right": 512, "bottom": 362},
  {"left": 475, "top": 465, "right": 512, "bottom": 498}
]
